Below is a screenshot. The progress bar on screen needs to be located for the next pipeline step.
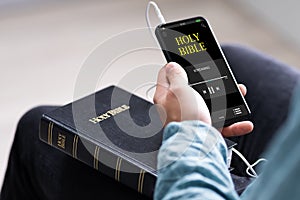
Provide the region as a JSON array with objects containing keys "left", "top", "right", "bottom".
[{"left": 189, "top": 75, "right": 228, "bottom": 87}]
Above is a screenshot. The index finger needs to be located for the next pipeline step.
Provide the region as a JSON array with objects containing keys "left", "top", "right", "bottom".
[
  {"left": 238, "top": 84, "right": 247, "bottom": 96},
  {"left": 221, "top": 121, "right": 253, "bottom": 137}
]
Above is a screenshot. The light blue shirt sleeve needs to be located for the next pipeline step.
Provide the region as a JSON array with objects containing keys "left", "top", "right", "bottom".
[
  {"left": 154, "top": 120, "right": 240, "bottom": 200},
  {"left": 154, "top": 84, "right": 300, "bottom": 200}
]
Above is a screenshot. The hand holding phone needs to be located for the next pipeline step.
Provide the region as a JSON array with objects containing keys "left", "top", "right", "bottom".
[
  {"left": 154, "top": 62, "right": 212, "bottom": 126},
  {"left": 155, "top": 16, "right": 251, "bottom": 128},
  {"left": 154, "top": 62, "right": 253, "bottom": 136}
]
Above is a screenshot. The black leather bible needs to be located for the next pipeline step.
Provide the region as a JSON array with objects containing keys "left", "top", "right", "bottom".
[{"left": 39, "top": 85, "right": 236, "bottom": 198}]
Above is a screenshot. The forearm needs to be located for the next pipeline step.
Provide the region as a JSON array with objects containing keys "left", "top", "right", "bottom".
[{"left": 154, "top": 121, "right": 240, "bottom": 200}]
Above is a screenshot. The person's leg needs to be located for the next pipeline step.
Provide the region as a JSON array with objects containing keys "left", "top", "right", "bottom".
[
  {"left": 221, "top": 44, "right": 300, "bottom": 176},
  {"left": 0, "top": 106, "right": 149, "bottom": 200}
]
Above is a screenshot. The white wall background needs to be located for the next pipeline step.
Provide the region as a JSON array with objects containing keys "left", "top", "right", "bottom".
[{"left": 234, "top": 0, "right": 300, "bottom": 49}]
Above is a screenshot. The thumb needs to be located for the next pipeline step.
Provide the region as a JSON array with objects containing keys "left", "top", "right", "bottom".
[{"left": 165, "top": 62, "right": 188, "bottom": 88}]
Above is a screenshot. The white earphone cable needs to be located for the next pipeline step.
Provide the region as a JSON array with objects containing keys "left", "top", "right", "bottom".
[
  {"left": 232, "top": 148, "right": 267, "bottom": 178},
  {"left": 144, "top": 1, "right": 165, "bottom": 101},
  {"left": 146, "top": 1, "right": 166, "bottom": 40}
]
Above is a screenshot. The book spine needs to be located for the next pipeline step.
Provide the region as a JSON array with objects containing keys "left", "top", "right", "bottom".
[{"left": 39, "top": 116, "right": 156, "bottom": 198}]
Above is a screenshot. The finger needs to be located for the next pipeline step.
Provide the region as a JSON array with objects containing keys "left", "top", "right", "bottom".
[
  {"left": 153, "top": 104, "right": 167, "bottom": 126},
  {"left": 156, "top": 64, "right": 169, "bottom": 88},
  {"left": 165, "top": 62, "right": 188, "bottom": 88},
  {"left": 238, "top": 84, "right": 247, "bottom": 96},
  {"left": 221, "top": 121, "right": 253, "bottom": 137},
  {"left": 154, "top": 65, "right": 169, "bottom": 103}
]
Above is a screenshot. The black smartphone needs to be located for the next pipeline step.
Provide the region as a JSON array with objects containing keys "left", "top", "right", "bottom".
[{"left": 155, "top": 16, "right": 251, "bottom": 128}]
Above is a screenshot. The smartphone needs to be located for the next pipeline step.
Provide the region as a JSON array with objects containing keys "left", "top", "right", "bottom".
[{"left": 155, "top": 16, "right": 251, "bottom": 128}]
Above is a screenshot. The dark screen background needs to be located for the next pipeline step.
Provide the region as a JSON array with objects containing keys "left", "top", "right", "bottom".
[{"left": 155, "top": 16, "right": 249, "bottom": 125}]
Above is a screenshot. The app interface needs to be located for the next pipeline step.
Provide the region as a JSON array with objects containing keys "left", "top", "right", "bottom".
[{"left": 156, "top": 17, "right": 249, "bottom": 125}]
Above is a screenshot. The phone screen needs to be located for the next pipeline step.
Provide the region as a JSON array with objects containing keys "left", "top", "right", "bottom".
[{"left": 155, "top": 16, "right": 250, "bottom": 127}]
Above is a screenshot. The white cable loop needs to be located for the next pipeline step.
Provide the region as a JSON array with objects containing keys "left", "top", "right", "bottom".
[
  {"left": 246, "top": 158, "right": 267, "bottom": 178},
  {"left": 232, "top": 148, "right": 267, "bottom": 178}
]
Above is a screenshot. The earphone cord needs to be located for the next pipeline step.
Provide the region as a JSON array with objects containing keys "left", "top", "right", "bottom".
[
  {"left": 145, "top": 1, "right": 166, "bottom": 101},
  {"left": 232, "top": 147, "right": 267, "bottom": 178},
  {"left": 146, "top": 1, "right": 166, "bottom": 40},
  {"left": 145, "top": 2, "right": 268, "bottom": 177}
]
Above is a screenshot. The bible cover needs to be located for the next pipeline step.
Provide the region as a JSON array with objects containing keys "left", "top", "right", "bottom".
[{"left": 39, "top": 85, "right": 236, "bottom": 198}]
